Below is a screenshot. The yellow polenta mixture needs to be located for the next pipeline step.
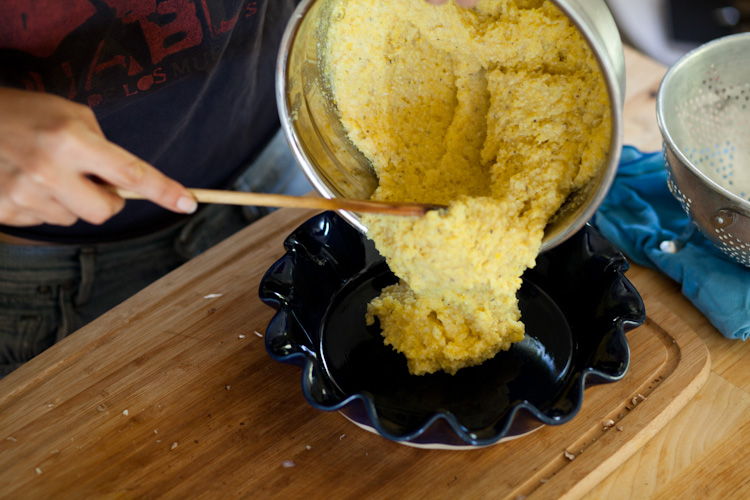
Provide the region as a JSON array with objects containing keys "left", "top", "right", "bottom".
[{"left": 324, "top": 0, "right": 611, "bottom": 375}]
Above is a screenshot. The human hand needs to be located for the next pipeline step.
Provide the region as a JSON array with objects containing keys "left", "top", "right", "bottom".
[
  {"left": 424, "top": 0, "right": 479, "bottom": 7},
  {"left": 0, "top": 88, "right": 196, "bottom": 227}
]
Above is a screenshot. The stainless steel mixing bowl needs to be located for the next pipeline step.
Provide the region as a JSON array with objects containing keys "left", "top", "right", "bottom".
[
  {"left": 657, "top": 33, "right": 750, "bottom": 267},
  {"left": 276, "top": 0, "right": 625, "bottom": 252}
]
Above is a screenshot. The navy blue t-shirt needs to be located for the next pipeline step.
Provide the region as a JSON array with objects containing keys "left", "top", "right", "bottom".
[{"left": 0, "top": 0, "right": 297, "bottom": 243}]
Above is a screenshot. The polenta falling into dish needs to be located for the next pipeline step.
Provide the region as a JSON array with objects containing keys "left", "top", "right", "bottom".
[{"left": 323, "top": 0, "right": 612, "bottom": 376}]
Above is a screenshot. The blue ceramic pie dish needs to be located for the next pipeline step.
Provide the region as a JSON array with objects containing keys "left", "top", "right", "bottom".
[{"left": 259, "top": 212, "right": 645, "bottom": 448}]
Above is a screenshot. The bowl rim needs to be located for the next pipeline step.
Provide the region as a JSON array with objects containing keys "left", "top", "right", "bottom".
[
  {"left": 275, "top": 0, "right": 625, "bottom": 253},
  {"left": 656, "top": 32, "right": 750, "bottom": 214}
]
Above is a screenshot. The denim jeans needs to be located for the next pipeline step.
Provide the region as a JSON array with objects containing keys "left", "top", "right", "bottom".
[{"left": 0, "top": 130, "right": 311, "bottom": 377}]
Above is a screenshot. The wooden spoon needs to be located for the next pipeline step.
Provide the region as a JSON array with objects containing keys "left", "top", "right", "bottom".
[{"left": 112, "top": 188, "right": 446, "bottom": 217}]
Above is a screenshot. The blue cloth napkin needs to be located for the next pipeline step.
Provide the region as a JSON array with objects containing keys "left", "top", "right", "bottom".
[{"left": 592, "top": 146, "right": 750, "bottom": 340}]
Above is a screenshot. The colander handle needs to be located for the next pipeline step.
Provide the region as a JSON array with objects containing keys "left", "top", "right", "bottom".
[
  {"left": 711, "top": 206, "right": 750, "bottom": 230},
  {"left": 712, "top": 209, "right": 736, "bottom": 230}
]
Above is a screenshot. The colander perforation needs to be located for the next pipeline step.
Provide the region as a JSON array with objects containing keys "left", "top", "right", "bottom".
[{"left": 658, "top": 33, "right": 750, "bottom": 268}]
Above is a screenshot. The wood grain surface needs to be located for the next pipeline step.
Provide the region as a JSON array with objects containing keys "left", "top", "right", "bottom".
[
  {"left": 0, "top": 201, "right": 709, "bottom": 500},
  {"left": 581, "top": 47, "right": 750, "bottom": 500},
  {"left": 0, "top": 47, "right": 743, "bottom": 500}
]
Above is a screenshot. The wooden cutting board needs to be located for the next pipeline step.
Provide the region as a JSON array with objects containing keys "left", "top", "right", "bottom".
[{"left": 0, "top": 207, "right": 709, "bottom": 500}]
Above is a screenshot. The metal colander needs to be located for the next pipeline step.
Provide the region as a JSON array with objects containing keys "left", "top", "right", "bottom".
[{"left": 657, "top": 33, "right": 750, "bottom": 267}]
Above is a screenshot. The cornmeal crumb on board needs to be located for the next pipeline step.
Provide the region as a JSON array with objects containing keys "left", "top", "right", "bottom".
[{"left": 325, "top": 0, "right": 611, "bottom": 375}]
